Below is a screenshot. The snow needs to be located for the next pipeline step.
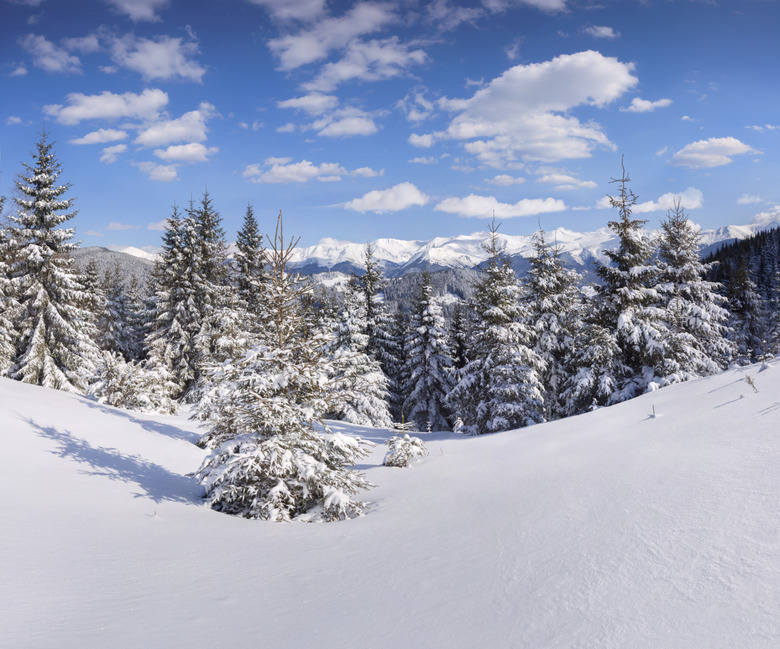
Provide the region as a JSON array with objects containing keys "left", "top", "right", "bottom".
[{"left": 2, "top": 362, "right": 779, "bottom": 648}]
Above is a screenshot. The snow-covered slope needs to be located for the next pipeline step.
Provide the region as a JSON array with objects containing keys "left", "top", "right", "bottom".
[
  {"left": 2, "top": 365, "right": 779, "bottom": 649},
  {"left": 291, "top": 218, "right": 780, "bottom": 277}
]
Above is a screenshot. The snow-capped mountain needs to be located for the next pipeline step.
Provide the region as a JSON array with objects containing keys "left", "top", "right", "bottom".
[{"left": 290, "top": 219, "right": 780, "bottom": 277}]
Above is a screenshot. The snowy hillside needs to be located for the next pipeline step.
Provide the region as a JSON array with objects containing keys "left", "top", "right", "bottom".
[
  {"left": 2, "top": 364, "right": 779, "bottom": 649},
  {"left": 290, "top": 218, "right": 780, "bottom": 277}
]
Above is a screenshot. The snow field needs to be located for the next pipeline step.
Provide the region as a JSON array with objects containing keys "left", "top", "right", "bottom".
[{"left": 1, "top": 362, "right": 778, "bottom": 649}]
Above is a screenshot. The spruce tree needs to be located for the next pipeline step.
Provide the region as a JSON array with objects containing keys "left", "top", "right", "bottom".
[
  {"left": 0, "top": 198, "right": 20, "bottom": 376},
  {"left": 402, "top": 271, "right": 454, "bottom": 432},
  {"left": 194, "top": 212, "right": 373, "bottom": 521},
  {"left": 448, "top": 224, "right": 545, "bottom": 434},
  {"left": 4, "top": 131, "right": 101, "bottom": 392},
  {"left": 234, "top": 203, "right": 267, "bottom": 318},
  {"left": 726, "top": 257, "right": 766, "bottom": 363},
  {"left": 655, "top": 202, "right": 734, "bottom": 379}
]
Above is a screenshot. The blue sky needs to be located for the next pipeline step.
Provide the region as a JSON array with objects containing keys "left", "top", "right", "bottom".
[{"left": 2, "top": 0, "right": 780, "bottom": 251}]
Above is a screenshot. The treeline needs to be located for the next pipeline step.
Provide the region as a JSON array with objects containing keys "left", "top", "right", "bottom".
[{"left": 0, "top": 135, "right": 767, "bottom": 521}]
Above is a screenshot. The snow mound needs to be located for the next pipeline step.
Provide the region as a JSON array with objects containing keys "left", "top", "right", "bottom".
[{"left": 1, "top": 363, "right": 778, "bottom": 648}]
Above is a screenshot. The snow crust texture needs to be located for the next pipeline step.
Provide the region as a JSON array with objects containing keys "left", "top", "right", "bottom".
[{"left": 1, "top": 362, "right": 779, "bottom": 648}]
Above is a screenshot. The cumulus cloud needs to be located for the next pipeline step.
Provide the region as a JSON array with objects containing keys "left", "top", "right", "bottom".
[
  {"left": 99, "top": 144, "right": 127, "bottom": 164},
  {"left": 582, "top": 25, "right": 618, "bottom": 39},
  {"left": 345, "top": 182, "right": 429, "bottom": 213},
  {"left": 352, "top": 166, "right": 384, "bottom": 178},
  {"left": 103, "top": 0, "right": 170, "bottom": 21},
  {"left": 487, "top": 174, "right": 526, "bottom": 186},
  {"left": 413, "top": 50, "right": 637, "bottom": 166},
  {"left": 243, "top": 159, "right": 348, "bottom": 183},
  {"left": 434, "top": 194, "right": 566, "bottom": 218},
  {"left": 268, "top": 2, "right": 397, "bottom": 70},
  {"left": 44, "top": 88, "right": 168, "bottom": 125},
  {"left": 596, "top": 187, "right": 704, "bottom": 213},
  {"left": 277, "top": 92, "right": 339, "bottom": 115},
  {"left": 751, "top": 206, "right": 780, "bottom": 227},
  {"left": 134, "top": 161, "right": 178, "bottom": 182},
  {"left": 535, "top": 173, "right": 596, "bottom": 190},
  {"left": 669, "top": 137, "right": 758, "bottom": 168},
  {"left": 109, "top": 33, "right": 205, "bottom": 82},
  {"left": 737, "top": 194, "right": 763, "bottom": 205},
  {"left": 620, "top": 97, "right": 673, "bottom": 113},
  {"left": 135, "top": 102, "right": 215, "bottom": 147},
  {"left": 302, "top": 37, "right": 427, "bottom": 92},
  {"left": 245, "top": 0, "right": 326, "bottom": 22},
  {"left": 19, "top": 34, "right": 81, "bottom": 74},
  {"left": 69, "top": 129, "right": 128, "bottom": 145},
  {"left": 154, "top": 143, "right": 218, "bottom": 163}
]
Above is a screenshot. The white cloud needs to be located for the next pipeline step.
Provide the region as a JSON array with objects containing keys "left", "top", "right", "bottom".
[
  {"left": 487, "top": 174, "right": 525, "bottom": 186},
  {"left": 19, "top": 34, "right": 81, "bottom": 74},
  {"left": 9, "top": 65, "right": 28, "bottom": 76},
  {"left": 99, "top": 144, "right": 127, "bottom": 164},
  {"left": 409, "top": 133, "right": 436, "bottom": 148},
  {"left": 751, "top": 206, "right": 780, "bottom": 227},
  {"left": 278, "top": 92, "right": 339, "bottom": 115},
  {"left": 434, "top": 193, "right": 566, "bottom": 218},
  {"left": 245, "top": 0, "right": 326, "bottom": 22},
  {"left": 746, "top": 124, "right": 780, "bottom": 132},
  {"left": 147, "top": 219, "right": 170, "bottom": 231},
  {"left": 582, "top": 25, "right": 618, "bottom": 39},
  {"left": 69, "top": 129, "right": 128, "bottom": 145},
  {"left": 737, "top": 194, "right": 763, "bottom": 205},
  {"left": 135, "top": 102, "right": 215, "bottom": 147},
  {"left": 154, "top": 143, "right": 218, "bottom": 163},
  {"left": 621, "top": 187, "right": 704, "bottom": 213},
  {"left": 352, "top": 166, "right": 384, "bottom": 178},
  {"left": 276, "top": 123, "right": 297, "bottom": 133},
  {"left": 44, "top": 88, "right": 168, "bottom": 125},
  {"left": 415, "top": 50, "right": 637, "bottom": 166},
  {"left": 398, "top": 90, "right": 436, "bottom": 123},
  {"left": 670, "top": 137, "right": 757, "bottom": 168},
  {"left": 484, "top": 0, "right": 568, "bottom": 13},
  {"left": 268, "top": 3, "right": 397, "bottom": 70},
  {"left": 106, "top": 221, "right": 138, "bottom": 231},
  {"left": 302, "top": 37, "right": 427, "bottom": 92},
  {"left": 84, "top": 230, "right": 104, "bottom": 237},
  {"left": 103, "top": 0, "right": 170, "bottom": 22},
  {"left": 134, "top": 161, "right": 178, "bottom": 182},
  {"left": 424, "top": 0, "right": 484, "bottom": 31},
  {"left": 346, "top": 182, "right": 429, "bottom": 213},
  {"left": 62, "top": 35, "right": 101, "bottom": 53},
  {"left": 6, "top": 116, "right": 23, "bottom": 125},
  {"left": 109, "top": 33, "right": 205, "bottom": 82},
  {"left": 243, "top": 159, "right": 348, "bottom": 183},
  {"left": 313, "top": 108, "right": 378, "bottom": 137},
  {"left": 620, "top": 97, "right": 673, "bottom": 113},
  {"left": 409, "top": 156, "right": 437, "bottom": 164},
  {"left": 535, "top": 173, "right": 596, "bottom": 190}
]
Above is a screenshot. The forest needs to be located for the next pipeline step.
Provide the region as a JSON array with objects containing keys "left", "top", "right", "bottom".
[{"left": 1, "top": 133, "right": 776, "bottom": 522}]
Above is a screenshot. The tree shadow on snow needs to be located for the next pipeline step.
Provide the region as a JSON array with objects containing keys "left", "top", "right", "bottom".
[
  {"left": 26, "top": 417, "right": 204, "bottom": 505},
  {"left": 78, "top": 396, "right": 203, "bottom": 445}
]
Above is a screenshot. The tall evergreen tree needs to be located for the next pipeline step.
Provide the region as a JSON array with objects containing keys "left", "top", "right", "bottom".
[
  {"left": 0, "top": 197, "right": 20, "bottom": 376},
  {"left": 402, "top": 271, "right": 453, "bottom": 431},
  {"left": 4, "top": 131, "right": 100, "bottom": 392},
  {"left": 726, "top": 256, "right": 766, "bottom": 363},
  {"left": 655, "top": 202, "right": 734, "bottom": 380},
  {"left": 594, "top": 160, "right": 664, "bottom": 402},
  {"left": 448, "top": 224, "right": 545, "bottom": 434},
  {"left": 234, "top": 203, "right": 267, "bottom": 318}
]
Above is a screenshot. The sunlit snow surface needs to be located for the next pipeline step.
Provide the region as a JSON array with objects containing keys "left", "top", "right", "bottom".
[{"left": 1, "top": 363, "right": 779, "bottom": 648}]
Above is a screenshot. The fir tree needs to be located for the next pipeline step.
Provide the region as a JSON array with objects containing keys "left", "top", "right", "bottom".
[
  {"left": 234, "top": 203, "right": 267, "bottom": 318},
  {"left": 655, "top": 202, "right": 734, "bottom": 380},
  {"left": 194, "top": 212, "right": 373, "bottom": 521},
  {"left": 448, "top": 224, "right": 545, "bottom": 434},
  {"left": 4, "top": 131, "right": 101, "bottom": 392},
  {"left": 726, "top": 256, "right": 766, "bottom": 363},
  {"left": 402, "top": 271, "right": 454, "bottom": 432},
  {"left": 0, "top": 198, "right": 20, "bottom": 376},
  {"left": 594, "top": 160, "right": 664, "bottom": 402}
]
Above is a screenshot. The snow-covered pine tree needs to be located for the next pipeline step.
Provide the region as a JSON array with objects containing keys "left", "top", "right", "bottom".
[
  {"left": 525, "top": 228, "right": 583, "bottom": 420},
  {"left": 144, "top": 204, "right": 200, "bottom": 397},
  {"left": 4, "top": 131, "right": 101, "bottom": 392},
  {"left": 447, "top": 223, "right": 545, "bottom": 434},
  {"left": 234, "top": 203, "right": 267, "bottom": 319},
  {"left": 401, "top": 271, "right": 454, "bottom": 432},
  {"left": 725, "top": 256, "right": 766, "bottom": 363},
  {"left": 99, "top": 263, "right": 143, "bottom": 361},
  {"left": 0, "top": 198, "right": 20, "bottom": 376},
  {"left": 594, "top": 160, "right": 665, "bottom": 402},
  {"left": 325, "top": 279, "right": 393, "bottom": 428},
  {"left": 194, "top": 212, "right": 374, "bottom": 521},
  {"left": 655, "top": 201, "right": 734, "bottom": 380}
]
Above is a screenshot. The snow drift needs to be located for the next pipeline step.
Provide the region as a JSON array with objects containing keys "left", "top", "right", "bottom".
[{"left": 1, "top": 362, "right": 778, "bottom": 648}]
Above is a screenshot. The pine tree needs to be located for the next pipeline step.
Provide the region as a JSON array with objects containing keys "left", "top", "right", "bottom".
[
  {"left": 0, "top": 198, "right": 20, "bottom": 376},
  {"left": 726, "top": 256, "right": 766, "bottom": 363},
  {"left": 655, "top": 202, "right": 734, "bottom": 379},
  {"left": 234, "top": 203, "right": 267, "bottom": 318},
  {"left": 194, "top": 212, "right": 374, "bottom": 521},
  {"left": 594, "top": 160, "right": 664, "bottom": 402},
  {"left": 4, "top": 131, "right": 101, "bottom": 392},
  {"left": 402, "top": 271, "right": 454, "bottom": 432},
  {"left": 448, "top": 224, "right": 545, "bottom": 434},
  {"left": 525, "top": 229, "right": 583, "bottom": 420}
]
